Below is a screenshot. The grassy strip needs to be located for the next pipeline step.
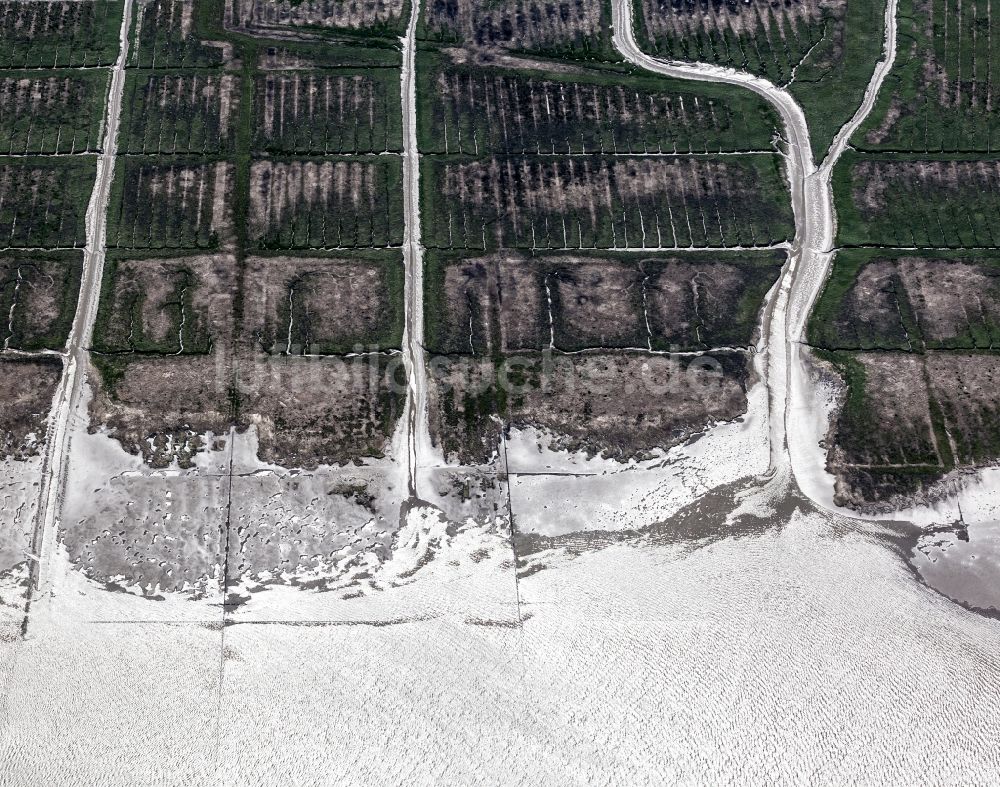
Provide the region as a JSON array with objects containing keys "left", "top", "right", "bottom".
[{"left": 790, "top": 0, "right": 888, "bottom": 162}]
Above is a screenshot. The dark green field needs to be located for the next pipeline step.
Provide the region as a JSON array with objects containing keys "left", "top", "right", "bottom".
[
  {"left": 252, "top": 68, "right": 403, "bottom": 155},
  {"left": 0, "top": 0, "right": 124, "bottom": 68},
  {"left": 854, "top": 0, "right": 1000, "bottom": 153},
  {"left": 127, "top": 0, "right": 227, "bottom": 69},
  {"left": 119, "top": 70, "right": 241, "bottom": 154},
  {"left": 421, "top": 153, "right": 793, "bottom": 250},
  {"left": 417, "top": 52, "right": 780, "bottom": 155},
  {"left": 0, "top": 157, "right": 96, "bottom": 248},
  {"left": 0, "top": 70, "right": 109, "bottom": 154},
  {"left": 107, "top": 157, "right": 233, "bottom": 249},
  {"left": 833, "top": 152, "right": 1000, "bottom": 248}
]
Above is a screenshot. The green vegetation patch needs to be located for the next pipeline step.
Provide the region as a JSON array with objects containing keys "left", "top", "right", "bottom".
[
  {"left": 128, "top": 0, "right": 229, "bottom": 69},
  {"left": 248, "top": 156, "right": 404, "bottom": 249},
  {"left": 788, "top": 0, "right": 887, "bottom": 161},
  {"left": 421, "top": 153, "right": 793, "bottom": 250},
  {"left": 0, "top": 157, "right": 96, "bottom": 248},
  {"left": 634, "top": 0, "right": 831, "bottom": 85},
  {"left": 416, "top": 51, "right": 780, "bottom": 155},
  {"left": 120, "top": 70, "right": 242, "bottom": 154},
  {"left": 854, "top": 0, "right": 1000, "bottom": 153},
  {"left": 833, "top": 151, "right": 1000, "bottom": 248},
  {"left": 107, "top": 156, "right": 234, "bottom": 250},
  {"left": 0, "top": 0, "right": 123, "bottom": 68},
  {"left": 0, "top": 70, "right": 109, "bottom": 154},
  {"left": 252, "top": 67, "right": 402, "bottom": 154},
  {"left": 419, "top": 0, "right": 616, "bottom": 61},
  {"left": 635, "top": 0, "right": 890, "bottom": 161}
]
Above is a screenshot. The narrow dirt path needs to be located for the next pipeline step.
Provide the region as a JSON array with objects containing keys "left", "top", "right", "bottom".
[
  {"left": 398, "top": 0, "right": 430, "bottom": 500},
  {"left": 611, "top": 0, "right": 899, "bottom": 501},
  {"left": 22, "top": 0, "right": 133, "bottom": 629}
]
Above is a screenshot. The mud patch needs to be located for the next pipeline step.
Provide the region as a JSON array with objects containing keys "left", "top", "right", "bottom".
[
  {"left": 427, "top": 351, "right": 750, "bottom": 464},
  {"left": 0, "top": 356, "right": 61, "bottom": 460},
  {"left": 0, "top": 252, "right": 82, "bottom": 351},
  {"left": 242, "top": 254, "right": 403, "bottom": 354}
]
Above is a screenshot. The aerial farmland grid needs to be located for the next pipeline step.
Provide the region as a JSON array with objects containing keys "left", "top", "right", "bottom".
[{"left": 1, "top": 0, "right": 1000, "bottom": 783}]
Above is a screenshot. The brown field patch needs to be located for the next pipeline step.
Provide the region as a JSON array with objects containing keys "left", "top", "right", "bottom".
[
  {"left": 235, "top": 353, "right": 405, "bottom": 468},
  {"left": 509, "top": 352, "right": 749, "bottom": 457},
  {"left": 241, "top": 255, "right": 403, "bottom": 354},
  {"left": 645, "top": 258, "right": 769, "bottom": 349},
  {"left": 827, "top": 350, "right": 1000, "bottom": 507},
  {"left": 427, "top": 253, "right": 548, "bottom": 354},
  {"left": 427, "top": 351, "right": 749, "bottom": 463},
  {"left": 0, "top": 356, "right": 61, "bottom": 459},
  {"left": 0, "top": 254, "right": 81, "bottom": 351},
  {"left": 813, "top": 256, "right": 1000, "bottom": 350},
  {"left": 426, "top": 355, "right": 503, "bottom": 463},
  {"left": 549, "top": 259, "right": 646, "bottom": 350},
  {"left": 818, "top": 258, "right": 912, "bottom": 349},
  {"left": 428, "top": 251, "right": 781, "bottom": 354},
  {"left": 829, "top": 353, "right": 940, "bottom": 470},
  {"left": 926, "top": 353, "right": 1000, "bottom": 466},
  {"left": 89, "top": 354, "right": 235, "bottom": 467},
  {"left": 897, "top": 258, "right": 1000, "bottom": 347},
  {"left": 94, "top": 255, "right": 236, "bottom": 354}
]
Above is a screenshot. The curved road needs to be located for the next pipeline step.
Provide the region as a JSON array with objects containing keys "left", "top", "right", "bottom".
[{"left": 612, "top": 0, "right": 898, "bottom": 501}]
